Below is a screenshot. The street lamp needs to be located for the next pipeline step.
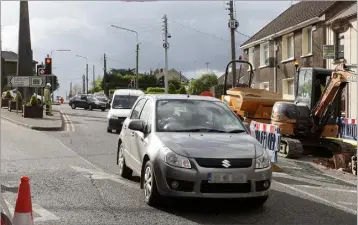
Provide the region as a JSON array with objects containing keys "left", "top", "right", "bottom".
[
  {"left": 111, "top": 24, "right": 140, "bottom": 89},
  {"left": 76, "top": 55, "right": 89, "bottom": 94},
  {"left": 48, "top": 49, "right": 71, "bottom": 101}
]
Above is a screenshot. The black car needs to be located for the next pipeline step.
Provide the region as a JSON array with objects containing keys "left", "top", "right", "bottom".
[
  {"left": 94, "top": 93, "right": 110, "bottom": 109},
  {"left": 69, "top": 94, "right": 107, "bottom": 111}
]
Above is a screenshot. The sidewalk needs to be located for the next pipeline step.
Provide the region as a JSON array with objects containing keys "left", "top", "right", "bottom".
[{"left": 0, "top": 105, "right": 64, "bottom": 131}]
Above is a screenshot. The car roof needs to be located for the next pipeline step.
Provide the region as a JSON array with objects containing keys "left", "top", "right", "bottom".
[
  {"left": 113, "top": 89, "right": 144, "bottom": 96},
  {"left": 144, "top": 94, "right": 220, "bottom": 102}
]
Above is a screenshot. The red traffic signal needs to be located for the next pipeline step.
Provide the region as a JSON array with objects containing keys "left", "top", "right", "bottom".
[{"left": 44, "top": 57, "right": 52, "bottom": 74}]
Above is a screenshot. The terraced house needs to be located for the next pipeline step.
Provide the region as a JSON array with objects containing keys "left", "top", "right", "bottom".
[{"left": 240, "top": 1, "right": 356, "bottom": 101}]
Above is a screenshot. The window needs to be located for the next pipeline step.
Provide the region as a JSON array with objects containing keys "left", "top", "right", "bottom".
[
  {"left": 260, "top": 42, "right": 269, "bottom": 67},
  {"left": 260, "top": 81, "right": 269, "bottom": 91},
  {"left": 155, "top": 99, "right": 245, "bottom": 132},
  {"left": 282, "top": 78, "right": 295, "bottom": 100},
  {"left": 112, "top": 95, "right": 139, "bottom": 109},
  {"left": 302, "top": 26, "right": 313, "bottom": 56},
  {"left": 296, "top": 69, "right": 313, "bottom": 107},
  {"left": 282, "top": 33, "right": 294, "bottom": 60},
  {"left": 130, "top": 98, "right": 146, "bottom": 119},
  {"left": 248, "top": 47, "right": 255, "bottom": 70},
  {"left": 335, "top": 33, "right": 344, "bottom": 59},
  {"left": 139, "top": 100, "right": 153, "bottom": 133}
]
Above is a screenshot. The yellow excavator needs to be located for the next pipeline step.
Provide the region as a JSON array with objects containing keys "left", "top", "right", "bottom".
[{"left": 221, "top": 60, "right": 356, "bottom": 159}]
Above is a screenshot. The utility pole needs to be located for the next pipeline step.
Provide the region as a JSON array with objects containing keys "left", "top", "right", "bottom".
[
  {"left": 136, "top": 43, "right": 139, "bottom": 89},
  {"left": 226, "top": 1, "right": 239, "bottom": 88},
  {"left": 162, "top": 14, "right": 170, "bottom": 94},
  {"left": 69, "top": 82, "right": 72, "bottom": 98},
  {"left": 82, "top": 75, "right": 85, "bottom": 94},
  {"left": 92, "top": 65, "right": 95, "bottom": 92},
  {"left": 86, "top": 63, "right": 89, "bottom": 94},
  {"left": 206, "top": 62, "right": 210, "bottom": 72},
  {"left": 103, "top": 53, "right": 108, "bottom": 95}
]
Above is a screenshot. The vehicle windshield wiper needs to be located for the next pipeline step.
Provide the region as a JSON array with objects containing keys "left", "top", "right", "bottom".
[
  {"left": 227, "top": 129, "right": 246, "bottom": 133},
  {"left": 174, "top": 128, "right": 228, "bottom": 133}
]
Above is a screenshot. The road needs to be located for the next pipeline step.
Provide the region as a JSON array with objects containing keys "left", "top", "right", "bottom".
[{"left": 1, "top": 105, "right": 356, "bottom": 225}]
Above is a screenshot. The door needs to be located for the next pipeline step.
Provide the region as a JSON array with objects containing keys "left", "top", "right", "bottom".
[
  {"left": 123, "top": 98, "right": 147, "bottom": 170},
  {"left": 79, "top": 95, "right": 87, "bottom": 108},
  {"left": 132, "top": 99, "right": 153, "bottom": 172}
]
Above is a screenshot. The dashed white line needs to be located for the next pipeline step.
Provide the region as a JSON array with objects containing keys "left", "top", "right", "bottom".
[
  {"left": 273, "top": 180, "right": 357, "bottom": 215},
  {"left": 292, "top": 185, "right": 356, "bottom": 193}
]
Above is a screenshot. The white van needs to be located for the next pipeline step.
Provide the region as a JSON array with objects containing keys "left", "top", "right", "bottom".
[{"left": 107, "top": 89, "right": 145, "bottom": 133}]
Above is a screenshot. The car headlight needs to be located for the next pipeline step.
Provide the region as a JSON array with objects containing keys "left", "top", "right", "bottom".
[
  {"left": 161, "top": 147, "right": 191, "bottom": 169},
  {"left": 255, "top": 146, "right": 271, "bottom": 169}
]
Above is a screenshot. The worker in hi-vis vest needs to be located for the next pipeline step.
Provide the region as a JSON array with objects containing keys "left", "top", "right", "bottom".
[{"left": 44, "top": 83, "right": 53, "bottom": 116}]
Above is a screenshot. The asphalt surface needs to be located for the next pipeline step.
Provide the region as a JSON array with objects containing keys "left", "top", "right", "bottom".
[{"left": 1, "top": 105, "right": 357, "bottom": 225}]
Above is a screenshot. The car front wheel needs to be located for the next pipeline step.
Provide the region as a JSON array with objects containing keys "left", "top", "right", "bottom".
[
  {"left": 118, "top": 144, "right": 132, "bottom": 179},
  {"left": 101, "top": 107, "right": 106, "bottom": 112},
  {"left": 143, "top": 161, "right": 161, "bottom": 206},
  {"left": 71, "top": 104, "right": 76, "bottom": 109}
]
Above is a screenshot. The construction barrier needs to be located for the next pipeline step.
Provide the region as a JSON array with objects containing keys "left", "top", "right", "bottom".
[
  {"left": 249, "top": 121, "right": 281, "bottom": 163},
  {"left": 339, "top": 117, "right": 357, "bottom": 140}
]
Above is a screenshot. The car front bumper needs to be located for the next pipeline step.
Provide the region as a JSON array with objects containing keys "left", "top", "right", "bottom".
[{"left": 153, "top": 158, "right": 272, "bottom": 198}]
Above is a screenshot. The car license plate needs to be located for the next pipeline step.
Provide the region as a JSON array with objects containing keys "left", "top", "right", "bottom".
[{"left": 207, "top": 173, "right": 246, "bottom": 183}]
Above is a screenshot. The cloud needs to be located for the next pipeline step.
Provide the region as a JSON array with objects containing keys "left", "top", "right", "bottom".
[{"left": 1, "top": 1, "right": 290, "bottom": 97}]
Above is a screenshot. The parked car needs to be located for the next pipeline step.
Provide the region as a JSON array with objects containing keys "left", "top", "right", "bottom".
[
  {"left": 107, "top": 89, "right": 144, "bottom": 133},
  {"left": 116, "top": 94, "right": 272, "bottom": 207},
  {"left": 69, "top": 94, "right": 106, "bottom": 111},
  {"left": 94, "top": 92, "right": 110, "bottom": 109}
]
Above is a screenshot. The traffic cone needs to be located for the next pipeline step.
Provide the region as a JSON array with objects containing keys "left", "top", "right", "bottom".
[{"left": 13, "top": 176, "right": 34, "bottom": 225}]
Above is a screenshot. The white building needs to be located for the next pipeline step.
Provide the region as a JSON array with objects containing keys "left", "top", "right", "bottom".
[{"left": 325, "top": 3, "right": 357, "bottom": 118}]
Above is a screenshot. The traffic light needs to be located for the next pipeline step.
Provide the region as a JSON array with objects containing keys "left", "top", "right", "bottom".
[
  {"left": 159, "top": 76, "right": 164, "bottom": 87},
  {"left": 36, "top": 64, "right": 45, "bottom": 75},
  {"left": 44, "top": 57, "right": 52, "bottom": 74}
]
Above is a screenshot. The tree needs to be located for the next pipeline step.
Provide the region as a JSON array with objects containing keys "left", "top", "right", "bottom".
[
  {"left": 188, "top": 73, "right": 217, "bottom": 95},
  {"left": 168, "top": 83, "right": 177, "bottom": 94},
  {"left": 88, "top": 76, "right": 103, "bottom": 93},
  {"left": 178, "top": 86, "right": 187, "bottom": 94},
  {"left": 169, "top": 78, "right": 181, "bottom": 90}
]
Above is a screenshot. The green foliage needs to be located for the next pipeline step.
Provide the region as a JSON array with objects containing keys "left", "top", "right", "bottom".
[
  {"left": 4, "top": 90, "right": 12, "bottom": 99},
  {"left": 14, "top": 92, "right": 22, "bottom": 102},
  {"left": 146, "top": 87, "right": 165, "bottom": 94},
  {"left": 178, "top": 86, "right": 187, "bottom": 94},
  {"left": 29, "top": 95, "right": 39, "bottom": 106},
  {"left": 212, "top": 84, "right": 224, "bottom": 98},
  {"left": 169, "top": 78, "right": 181, "bottom": 90},
  {"left": 168, "top": 83, "right": 177, "bottom": 94},
  {"left": 188, "top": 73, "right": 218, "bottom": 95}
]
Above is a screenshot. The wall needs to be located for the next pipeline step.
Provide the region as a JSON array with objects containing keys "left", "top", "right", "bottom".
[
  {"left": 242, "top": 22, "right": 326, "bottom": 96},
  {"left": 326, "top": 17, "right": 357, "bottom": 118}
]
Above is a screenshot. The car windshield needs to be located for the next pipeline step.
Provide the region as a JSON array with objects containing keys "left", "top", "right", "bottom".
[
  {"left": 155, "top": 99, "right": 246, "bottom": 133},
  {"left": 112, "top": 95, "right": 139, "bottom": 109}
]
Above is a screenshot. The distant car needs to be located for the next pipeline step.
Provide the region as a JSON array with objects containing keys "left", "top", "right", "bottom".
[
  {"left": 69, "top": 94, "right": 106, "bottom": 111},
  {"left": 94, "top": 92, "right": 110, "bottom": 109},
  {"left": 117, "top": 94, "right": 272, "bottom": 207},
  {"left": 107, "top": 89, "right": 144, "bottom": 133}
]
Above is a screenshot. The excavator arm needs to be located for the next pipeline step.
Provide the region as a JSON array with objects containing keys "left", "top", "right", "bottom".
[{"left": 311, "top": 63, "right": 356, "bottom": 119}]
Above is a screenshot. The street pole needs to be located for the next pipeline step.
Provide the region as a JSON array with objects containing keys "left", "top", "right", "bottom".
[
  {"left": 228, "top": 1, "right": 238, "bottom": 88},
  {"left": 93, "top": 65, "right": 95, "bottom": 92},
  {"left": 162, "top": 14, "right": 169, "bottom": 94},
  {"left": 69, "top": 81, "right": 72, "bottom": 98},
  {"left": 136, "top": 43, "right": 139, "bottom": 89},
  {"left": 86, "top": 63, "right": 89, "bottom": 94},
  {"left": 206, "top": 62, "right": 210, "bottom": 72},
  {"left": 82, "top": 75, "right": 85, "bottom": 94}
]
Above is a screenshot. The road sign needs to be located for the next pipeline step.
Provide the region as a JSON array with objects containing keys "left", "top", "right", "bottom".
[
  {"left": 30, "top": 77, "right": 46, "bottom": 87},
  {"left": 323, "top": 45, "right": 335, "bottom": 59},
  {"left": 7, "top": 76, "right": 30, "bottom": 87},
  {"left": 38, "top": 68, "right": 46, "bottom": 75}
]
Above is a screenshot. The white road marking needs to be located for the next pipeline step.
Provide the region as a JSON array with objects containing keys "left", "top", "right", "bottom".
[
  {"left": 5, "top": 200, "right": 59, "bottom": 222},
  {"left": 338, "top": 202, "right": 357, "bottom": 206},
  {"left": 69, "top": 165, "right": 139, "bottom": 190},
  {"left": 280, "top": 166, "right": 303, "bottom": 170},
  {"left": 273, "top": 180, "right": 357, "bottom": 215},
  {"left": 292, "top": 185, "right": 356, "bottom": 193}
]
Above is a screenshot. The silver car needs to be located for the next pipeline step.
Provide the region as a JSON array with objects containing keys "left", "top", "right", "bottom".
[{"left": 117, "top": 94, "right": 272, "bottom": 207}]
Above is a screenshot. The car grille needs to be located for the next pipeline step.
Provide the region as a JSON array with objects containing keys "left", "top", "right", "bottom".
[
  {"left": 195, "top": 158, "right": 252, "bottom": 168},
  {"left": 200, "top": 181, "right": 251, "bottom": 193}
]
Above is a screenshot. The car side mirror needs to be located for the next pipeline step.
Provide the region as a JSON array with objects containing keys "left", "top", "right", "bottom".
[{"left": 128, "top": 119, "right": 145, "bottom": 133}]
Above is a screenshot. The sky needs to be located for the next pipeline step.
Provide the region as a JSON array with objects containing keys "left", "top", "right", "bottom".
[{"left": 1, "top": 1, "right": 294, "bottom": 97}]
